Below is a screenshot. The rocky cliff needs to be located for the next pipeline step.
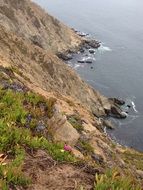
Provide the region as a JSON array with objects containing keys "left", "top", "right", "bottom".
[
  {"left": 0, "top": 0, "right": 113, "bottom": 118},
  {"left": 0, "top": 0, "right": 143, "bottom": 189},
  {"left": 0, "top": 0, "right": 81, "bottom": 52}
]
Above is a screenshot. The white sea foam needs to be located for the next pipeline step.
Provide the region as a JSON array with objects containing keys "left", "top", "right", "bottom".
[
  {"left": 120, "top": 115, "right": 139, "bottom": 126},
  {"left": 74, "top": 64, "right": 80, "bottom": 69},
  {"left": 131, "top": 101, "right": 138, "bottom": 113},
  {"left": 98, "top": 45, "right": 112, "bottom": 52}
]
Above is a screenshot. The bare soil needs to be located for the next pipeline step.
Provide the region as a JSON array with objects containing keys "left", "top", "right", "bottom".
[{"left": 23, "top": 150, "right": 95, "bottom": 190}]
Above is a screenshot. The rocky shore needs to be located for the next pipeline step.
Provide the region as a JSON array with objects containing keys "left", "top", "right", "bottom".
[{"left": 56, "top": 29, "right": 131, "bottom": 129}]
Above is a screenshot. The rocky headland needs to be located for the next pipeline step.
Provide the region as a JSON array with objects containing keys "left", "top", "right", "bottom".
[{"left": 0, "top": 0, "right": 143, "bottom": 189}]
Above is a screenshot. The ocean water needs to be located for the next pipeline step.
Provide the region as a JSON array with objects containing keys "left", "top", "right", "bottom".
[{"left": 33, "top": 0, "right": 143, "bottom": 151}]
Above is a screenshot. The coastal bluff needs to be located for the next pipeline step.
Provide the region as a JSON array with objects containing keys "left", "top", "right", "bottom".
[{"left": 0, "top": 0, "right": 143, "bottom": 189}]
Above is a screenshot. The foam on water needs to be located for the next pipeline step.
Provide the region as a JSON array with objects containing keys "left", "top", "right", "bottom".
[
  {"left": 120, "top": 115, "right": 139, "bottom": 126},
  {"left": 98, "top": 44, "right": 112, "bottom": 52},
  {"left": 131, "top": 101, "right": 138, "bottom": 113}
]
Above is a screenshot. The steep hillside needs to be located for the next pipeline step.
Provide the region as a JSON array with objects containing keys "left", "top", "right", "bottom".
[
  {"left": 0, "top": 0, "right": 143, "bottom": 190},
  {"left": 0, "top": 24, "right": 110, "bottom": 117},
  {"left": 0, "top": 0, "right": 81, "bottom": 52}
]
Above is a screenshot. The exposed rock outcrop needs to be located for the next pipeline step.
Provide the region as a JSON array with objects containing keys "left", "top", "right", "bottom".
[
  {"left": 0, "top": 0, "right": 82, "bottom": 53},
  {"left": 48, "top": 107, "right": 80, "bottom": 145}
]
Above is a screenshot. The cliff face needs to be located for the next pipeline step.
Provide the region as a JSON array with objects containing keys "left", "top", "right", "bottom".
[
  {"left": 0, "top": 0, "right": 81, "bottom": 52},
  {"left": 0, "top": 0, "right": 111, "bottom": 117},
  {"left": 0, "top": 1, "right": 143, "bottom": 189}
]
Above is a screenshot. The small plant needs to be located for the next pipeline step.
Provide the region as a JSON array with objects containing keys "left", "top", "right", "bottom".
[
  {"left": 122, "top": 150, "right": 143, "bottom": 170},
  {"left": 94, "top": 169, "right": 142, "bottom": 190},
  {"left": 67, "top": 114, "right": 83, "bottom": 133},
  {"left": 77, "top": 140, "right": 94, "bottom": 156}
]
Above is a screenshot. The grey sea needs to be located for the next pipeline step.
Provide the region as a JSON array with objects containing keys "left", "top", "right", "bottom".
[{"left": 33, "top": 0, "right": 143, "bottom": 151}]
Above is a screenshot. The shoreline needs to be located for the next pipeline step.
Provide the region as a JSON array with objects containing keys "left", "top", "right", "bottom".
[{"left": 57, "top": 29, "right": 141, "bottom": 151}]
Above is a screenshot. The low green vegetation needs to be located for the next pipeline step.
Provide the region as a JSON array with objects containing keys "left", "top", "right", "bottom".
[
  {"left": 0, "top": 87, "right": 75, "bottom": 190},
  {"left": 94, "top": 169, "right": 142, "bottom": 190},
  {"left": 67, "top": 114, "right": 84, "bottom": 133},
  {"left": 121, "top": 150, "right": 143, "bottom": 170},
  {"left": 77, "top": 140, "right": 94, "bottom": 156}
]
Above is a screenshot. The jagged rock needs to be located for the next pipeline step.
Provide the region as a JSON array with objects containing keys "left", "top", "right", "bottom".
[
  {"left": 48, "top": 110, "right": 80, "bottom": 145},
  {"left": 109, "top": 98, "right": 125, "bottom": 105},
  {"left": 110, "top": 106, "right": 127, "bottom": 119},
  {"left": 102, "top": 119, "right": 115, "bottom": 130},
  {"left": 77, "top": 31, "right": 88, "bottom": 37},
  {"left": 84, "top": 40, "right": 100, "bottom": 49},
  {"left": 79, "top": 48, "right": 85, "bottom": 53},
  {"left": 57, "top": 52, "right": 73, "bottom": 61}
]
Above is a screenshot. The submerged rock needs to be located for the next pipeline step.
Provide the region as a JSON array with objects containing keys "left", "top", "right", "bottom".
[
  {"left": 78, "top": 60, "right": 85, "bottom": 63},
  {"left": 77, "top": 31, "right": 89, "bottom": 37},
  {"left": 79, "top": 48, "right": 85, "bottom": 53},
  {"left": 89, "top": 49, "right": 95, "bottom": 54},
  {"left": 85, "top": 60, "right": 92, "bottom": 64}
]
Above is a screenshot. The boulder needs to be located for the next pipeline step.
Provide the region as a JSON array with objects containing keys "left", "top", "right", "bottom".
[
  {"left": 57, "top": 52, "right": 73, "bottom": 61},
  {"left": 109, "top": 98, "right": 125, "bottom": 105},
  {"left": 110, "top": 106, "right": 127, "bottom": 119},
  {"left": 84, "top": 40, "right": 100, "bottom": 49},
  {"left": 54, "top": 121, "right": 80, "bottom": 145},
  {"left": 102, "top": 119, "right": 115, "bottom": 130},
  {"left": 48, "top": 109, "right": 80, "bottom": 146}
]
